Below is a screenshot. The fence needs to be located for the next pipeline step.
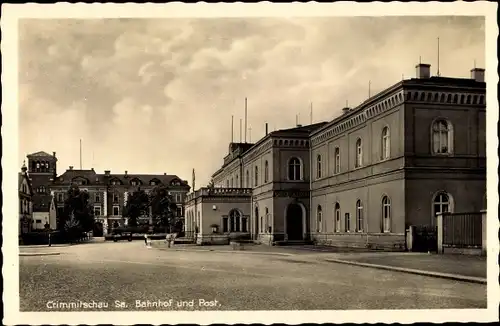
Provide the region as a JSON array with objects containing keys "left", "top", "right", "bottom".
[{"left": 437, "top": 210, "right": 487, "bottom": 255}]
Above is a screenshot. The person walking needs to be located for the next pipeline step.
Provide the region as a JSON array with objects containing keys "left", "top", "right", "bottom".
[{"left": 144, "top": 233, "right": 148, "bottom": 246}]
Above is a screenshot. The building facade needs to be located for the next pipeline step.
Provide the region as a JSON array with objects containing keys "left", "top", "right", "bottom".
[
  {"left": 185, "top": 63, "right": 487, "bottom": 249},
  {"left": 22, "top": 151, "right": 190, "bottom": 236},
  {"left": 18, "top": 162, "right": 34, "bottom": 234}
]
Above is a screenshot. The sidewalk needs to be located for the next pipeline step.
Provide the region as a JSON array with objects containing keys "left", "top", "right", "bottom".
[{"left": 325, "top": 252, "right": 487, "bottom": 284}]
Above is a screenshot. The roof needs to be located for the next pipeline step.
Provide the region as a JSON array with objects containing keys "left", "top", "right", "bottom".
[
  {"left": 18, "top": 172, "right": 33, "bottom": 195},
  {"left": 27, "top": 151, "right": 54, "bottom": 158},
  {"left": 270, "top": 121, "right": 329, "bottom": 135},
  {"left": 52, "top": 169, "right": 189, "bottom": 187},
  {"left": 33, "top": 195, "right": 53, "bottom": 212}
]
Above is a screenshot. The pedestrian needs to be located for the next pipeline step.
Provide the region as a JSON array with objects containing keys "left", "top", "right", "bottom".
[{"left": 144, "top": 233, "right": 148, "bottom": 246}]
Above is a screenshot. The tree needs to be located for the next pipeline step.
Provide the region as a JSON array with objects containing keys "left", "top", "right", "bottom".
[
  {"left": 64, "top": 212, "right": 81, "bottom": 243},
  {"left": 149, "top": 185, "right": 179, "bottom": 233},
  {"left": 61, "top": 185, "right": 95, "bottom": 232},
  {"left": 123, "top": 188, "right": 149, "bottom": 227}
]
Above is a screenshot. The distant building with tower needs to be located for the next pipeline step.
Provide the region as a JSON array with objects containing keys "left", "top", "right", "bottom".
[
  {"left": 20, "top": 151, "right": 190, "bottom": 236},
  {"left": 185, "top": 63, "right": 487, "bottom": 249}
]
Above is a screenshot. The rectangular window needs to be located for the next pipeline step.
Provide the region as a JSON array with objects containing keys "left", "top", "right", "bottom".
[
  {"left": 176, "top": 206, "right": 182, "bottom": 217},
  {"left": 95, "top": 193, "right": 100, "bottom": 203},
  {"left": 222, "top": 217, "right": 228, "bottom": 233},
  {"left": 235, "top": 216, "right": 240, "bottom": 232},
  {"left": 94, "top": 206, "right": 101, "bottom": 216},
  {"left": 345, "top": 213, "right": 350, "bottom": 232},
  {"left": 175, "top": 194, "right": 181, "bottom": 202},
  {"left": 57, "top": 193, "right": 64, "bottom": 202},
  {"left": 113, "top": 194, "right": 119, "bottom": 203},
  {"left": 242, "top": 217, "right": 247, "bottom": 232},
  {"left": 113, "top": 206, "right": 120, "bottom": 216},
  {"left": 35, "top": 219, "right": 42, "bottom": 224}
]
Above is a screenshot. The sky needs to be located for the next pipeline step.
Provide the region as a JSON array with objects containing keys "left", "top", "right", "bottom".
[{"left": 18, "top": 16, "right": 485, "bottom": 187}]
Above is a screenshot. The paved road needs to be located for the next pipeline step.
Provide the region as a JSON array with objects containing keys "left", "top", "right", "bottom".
[{"left": 19, "top": 241, "right": 486, "bottom": 311}]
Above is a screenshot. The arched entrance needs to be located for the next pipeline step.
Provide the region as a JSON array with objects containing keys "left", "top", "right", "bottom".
[
  {"left": 93, "top": 222, "right": 104, "bottom": 237},
  {"left": 286, "top": 203, "right": 303, "bottom": 241}
]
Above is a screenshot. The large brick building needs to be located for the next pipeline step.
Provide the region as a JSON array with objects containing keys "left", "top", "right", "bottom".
[
  {"left": 185, "top": 63, "right": 486, "bottom": 249},
  {"left": 22, "top": 151, "right": 190, "bottom": 236}
]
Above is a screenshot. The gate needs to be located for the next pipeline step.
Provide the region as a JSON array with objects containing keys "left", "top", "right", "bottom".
[{"left": 408, "top": 225, "right": 437, "bottom": 252}]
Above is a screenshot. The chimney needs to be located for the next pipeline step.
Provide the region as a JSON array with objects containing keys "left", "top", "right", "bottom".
[
  {"left": 265, "top": 123, "right": 268, "bottom": 135},
  {"left": 91, "top": 168, "right": 94, "bottom": 171},
  {"left": 124, "top": 170, "right": 128, "bottom": 178},
  {"left": 69, "top": 166, "right": 73, "bottom": 170},
  {"left": 471, "top": 68, "right": 485, "bottom": 83},
  {"left": 342, "top": 107, "right": 350, "bottom": 114},
  {"left": 52, "top": 151, "right": 56, "bottom": 157},
  {"left": 164, "top": 172, "right": 167, "bottom": 175},
  {"left": 415, "top": 63, "right": 431, "bottom": 79},
  {"left": 104, "top": 170, "right": 110, "bottom": 176}
]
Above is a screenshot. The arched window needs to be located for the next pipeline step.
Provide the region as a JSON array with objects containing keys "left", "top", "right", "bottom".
[
  {"left": 432, "top": 119, "right": 453, "bottom": 154},
  {"left": 381, "top": 127, "right": 390, "bottom": 160},
  {"left": 230, "top": 178, "right": 234, "bottom": 188},
  {"left": 288, "top": 157, "right": 301, "bottom": 181},
  {"left": 382, "top": 196, "right": 391, "bottom": 232},
  {"left": 316, "top": 155, "right": 322, "bottom": 179},
  {"left": 236, "top": 175, "right": 239, "bottom": 188},
  {"left": 254, "top": 166, "right": 259, "bottom": 187},
  {"left": 229, "top": 209, "right": 243, "bottom": 232},
  {"left": 433, "top": 192, "right": 452, "bottom": 217},
  {"left": 246, "top": 170, "right": 250, "bottom": 187},
  {"left": 345, "top": 213, "right": 350, "bottom": 232},
  {"left": 317, "top": 205, "right": 323, "bottom": 233},
  {"left": 356, "top": 200, "right": 363, "bottom": 232},
  {"left": 264, "top": 161, "right": 269, "bottom": 183},
  {"left": 355, "top": 138, "right": 363, "bottom": 168},
  {"left": 226, "top": 179, "right": 230, "bottom": 188},
  {"left": 334, "top": 203, "right": 341, "bottom": 232},
  {"left": 334, "top": 147, "right": 340, "bottom": 174}
]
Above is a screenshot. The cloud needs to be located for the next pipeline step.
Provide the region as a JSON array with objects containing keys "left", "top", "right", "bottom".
[{"left": 18, "top": 16, "right": 485, "bottom": 186}]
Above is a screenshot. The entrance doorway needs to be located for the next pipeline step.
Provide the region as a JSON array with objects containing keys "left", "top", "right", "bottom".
[
  {"left": 286, "top": 203, "right": 303, "bottom": 241},
  {"left": 93, "top": 222, "right": 104, "bottom": 237}
]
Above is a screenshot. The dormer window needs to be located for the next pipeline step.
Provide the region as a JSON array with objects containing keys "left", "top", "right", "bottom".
[
  {"left": 131, "top": 180, "right": 138, "bottom": 186},
  {"left": 150, "top": 181, "right": 156, "bottom": 186}
]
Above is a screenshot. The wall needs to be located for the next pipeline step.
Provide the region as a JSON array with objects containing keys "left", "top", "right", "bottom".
[
  {"left": 32, "top": 212, "right": 49, "bottom": 230},
  {"left": 405, "top": 177, "right": 486, "bottom": 227}
]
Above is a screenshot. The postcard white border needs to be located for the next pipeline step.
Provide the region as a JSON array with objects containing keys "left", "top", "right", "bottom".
[{"left": 2, "top": 2, "right": 499, "bottom": 325}]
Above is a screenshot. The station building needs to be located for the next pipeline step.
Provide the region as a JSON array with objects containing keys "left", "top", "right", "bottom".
[{"left": 184, "top": 63, "right": 487, "bottom": 249}]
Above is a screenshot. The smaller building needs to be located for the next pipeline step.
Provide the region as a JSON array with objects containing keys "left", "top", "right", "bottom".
[
  {"left": 32, "top": 195, "right": 57, "bottom": 230},
  {"left": 18, "top": 162, "right": 34, "bottom": 234},
  {"left": 184, "top": 187, "right": 252, "bottom": 244}
]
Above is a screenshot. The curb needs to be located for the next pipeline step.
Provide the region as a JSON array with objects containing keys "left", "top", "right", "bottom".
[
  {"left": 154, "top": 247, "right": 293, "bottom": 257},
  {"left": 19, "top": 252, "right": 61, "bottom": 257},
  {"left": 324, "top": 259, "right": 487, "bottom": 284}
]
